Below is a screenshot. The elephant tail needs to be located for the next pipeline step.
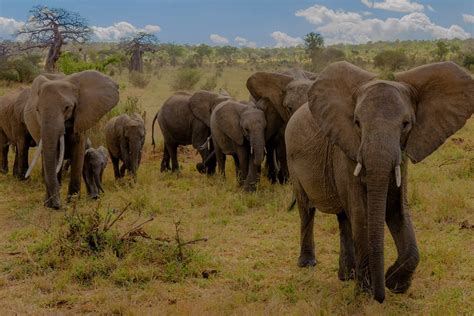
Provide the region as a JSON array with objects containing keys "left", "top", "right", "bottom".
[
  {"left": 94, "top": 171, "right": 104, "bottom": 194},
  {"left": 151, "top": 111, "right": 159, "bottom": 151}
]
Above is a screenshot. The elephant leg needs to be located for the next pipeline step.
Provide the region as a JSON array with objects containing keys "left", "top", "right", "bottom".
[
  {"left": 166, "top": 143, "right": 179, "bottom": 172},
  {"left": 276, "top": 142, "right": 289, "bottom": 184},
  {"left": 265, "top": 141, "right": 277, "bottom": 184},
  {"left": 294, "top": 180, "right": 317, "bottom": 267},
  {"left": 67, "top": 134, "right": 85, "bottom": 201},
  {"left": 13, "top": 145, "right": 19, "bottom": 177},
  {"left": 385, "top": 200, "right": 419, "bottom": 294},
  {"left": 215, "top": 145, "right": 226, "bottom": 177},
  {"left": 120, "top": 162, "right": 127, "bottom": 177},
  {"left": 17, "top": 138, "right": 30, "bottom": 180},
  {"left": 236, "top": 147, "right": 249, "bottom": 188},
  {"left": 206, "top": 141, "right": 216, "bottom": 175},
  {"left": 111, "top": 156, "right": 121, "bottom": 179},
  {"left": 350, "top": 207, "right": 371, "bottom": 294},
  {"left": 337, "top": 212, "right": 356, "bottom": 280},
  {"left": 243, "top": 162, "right": 258, "bottom": 192},
  {"left": 160, "top": 142, "right": 171, "bottom": 172},
  {"left": 0, "top": 132, "right": 9, "bottom": 174},
  {"left": 231, "top": 153, "right": 240, "bottom": 183}
]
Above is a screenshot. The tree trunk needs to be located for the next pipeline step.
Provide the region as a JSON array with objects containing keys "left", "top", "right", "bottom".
[{"left": 45, "top": 27, "right": 63, "bottom": 72}]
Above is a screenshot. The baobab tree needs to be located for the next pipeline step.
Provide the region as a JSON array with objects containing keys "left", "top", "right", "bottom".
[
  {"left": 17, "top": 5, "right": 91, "bottom": 72},
  {"left": 121, "top": 32, "right": 158, "bottom": 72}
]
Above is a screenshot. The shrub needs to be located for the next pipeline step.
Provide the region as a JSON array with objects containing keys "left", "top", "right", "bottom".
[
  {"left": 200, "top": 74, "right": 218, "bottom": 91},
  {"left": 128, "top": 71, "right": 150, "bottom": 88},
  {"left": 373, "top": 49, "right": 408, "bottom": 71},
  {"left": 171, "top": 68, "right": 201, "bottom": 91},
  {"left": 463, "top": 54, "right": 474, "bottom": 70},
  {"left": 0, "top": 54, "right": 41, "bottom": 83}
]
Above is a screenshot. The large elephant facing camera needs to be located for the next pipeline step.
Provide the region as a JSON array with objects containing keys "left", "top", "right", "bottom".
[
  {"left": 286, "top": 61, "right": 473, "bottom": 302},
  {"left": 24, "top": 70, "right": 119, "bottom": 209}
]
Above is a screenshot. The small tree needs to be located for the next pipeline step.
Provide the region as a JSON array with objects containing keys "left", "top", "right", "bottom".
[
  {"left": 121, "top": 32, "right": 158, "bottom": 73},
  {"left": 163, "top": 43, "right": 185, "bottom": 67},
  {"left": 194, "top": 44, "right": 213, "bottom": 67},
  {"left": 373, "top": 50, "right": 408, "bottom": 71},
  {"left": 216, "top": 46, "right": 237, "bottom": 66},
  {"left": 17, "top": 5, "right": 91, "bottom": 72},
  {"left": 435, "top": 40, "right": 449, "bottom": 61},
  {"left": 304, "top": 32, "right": 324, "bottom": 69}
]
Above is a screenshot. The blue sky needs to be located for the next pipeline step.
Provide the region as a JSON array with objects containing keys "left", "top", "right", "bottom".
[{"left": 0, "top": 0, "right": 473, "bottom": 46}]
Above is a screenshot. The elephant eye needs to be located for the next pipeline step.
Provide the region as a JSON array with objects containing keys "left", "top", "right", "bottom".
[
  {"left": 354, "top": 119, "right": 360, "bottom": 129},
  {"left": 402, "top": 121, "right": 410, "bottom": 130}
]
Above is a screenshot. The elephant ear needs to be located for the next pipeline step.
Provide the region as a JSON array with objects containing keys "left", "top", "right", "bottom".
[
  {"left": 308, "top": 61, "right": 376, "bottom": 161},
  {"left": 189, "top": 91, "right": 220, "bottom": 127},
  {"left": 67, "top": 70, "right": 119, "bottom": 133},
  {"left": 215, "top": 101, "right": 244, "bottom": 145},
  {"left": 303, "top": 71, "right": 318, "bottom": 80},
  {"left": 24, "top": 75, "right": 51, "bottom": 142},
  {"left": 396, "top": 62, "right": 474, "bottom": 163},
  {"left": 246, "top": 72, "right": 293, "bottom": 122}
]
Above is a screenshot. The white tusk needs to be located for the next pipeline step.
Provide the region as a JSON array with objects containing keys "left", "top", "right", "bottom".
[
  {"left": 208, "top": 137, "right": 211, "bottom": 151},
  {"left": 395, "top": 165, "right": 401, "bottom": 187},
  {"left": 250, "top": 146, "right": 254, "bottom": 155},
  {"left": 56, "top": 135, "right": 65, "bottom": 174},
  {"left": 353, "top": 162, "right": 362, "bottom": 177},
  {"left": 264, "top": 147, "right": 267, "bottom": 155},
  {"left": 25, "top": 139, "right": 42, "bottom": 179}
]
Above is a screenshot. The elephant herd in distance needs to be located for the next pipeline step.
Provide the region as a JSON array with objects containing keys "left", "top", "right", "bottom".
[{"left": 1, "top": 61, "right": 473, "bottom": 303}]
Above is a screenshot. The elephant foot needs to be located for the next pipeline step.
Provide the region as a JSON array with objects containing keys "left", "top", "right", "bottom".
[
  {"left": 44, "top": 196, "right": 61, "bottom": 210},
  {"left": 385, "top": 262, "right": 416, "bottom": 294},
  {"left": 0, "top": 168, "right": 7, "bottom": 175},
  {"left": 297, "top": 255, "right": 317, "bottom": 268},
  {"left": 338, "top": 266, "right": 355, "bottom": 281},
  {"left": 196, "top": 162, "right": 206, "bottom": 173},
  {"left": 243, "top": 183, "right": 256, "bottom": 192}
]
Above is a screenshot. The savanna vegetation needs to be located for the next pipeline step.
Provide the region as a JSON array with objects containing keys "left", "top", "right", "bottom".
[{"left": 0, "top": 7, "right": 472, "bottom": 313}]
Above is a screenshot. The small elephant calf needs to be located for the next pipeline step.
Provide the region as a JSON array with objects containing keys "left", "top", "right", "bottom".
[
  {"left": 82, "top": 146, "right": 108, "bottom": 199},
  {"left": 105, "top": 113, "right": 145, "bottom": 180}
]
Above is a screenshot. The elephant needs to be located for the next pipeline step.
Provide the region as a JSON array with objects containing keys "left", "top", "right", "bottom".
[
  {"left": 210, "top": 100, "right": 267, "bottom": 192},
  {"left": 82, "top": 145, "right": 108, "bottom": 199},
  {"left": 24, "top": 70, "right": 119, "bottom": 209},
  {"left": 152, "top": 90, "right": 231, "bottom": 173},
  {"left": 105, "top": 113, "right": 145, "bottom": 180},
  {"left": 285, "top": 61, "right": 473, "bottom": 302},
  {"left": 246, "top": 68, "right": 317, "bottom": 184}
]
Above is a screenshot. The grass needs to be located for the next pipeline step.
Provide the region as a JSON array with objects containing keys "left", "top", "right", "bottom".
[{"left": 0, "top": 65, "right": 473, "bottom": 314}]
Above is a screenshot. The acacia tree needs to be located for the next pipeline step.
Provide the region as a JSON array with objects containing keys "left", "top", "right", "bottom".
[
  {"left": 304, "top": 32, "right": 324, "bottom": 68},
  {"left": 17, "top": 5, "right": 91, "bottom": 72},
  {"left": 121, "top": 32, "right": 158, "bottom": 72},
  {"left": 194, "top": 44, "right": 213, "bottom": 67}
]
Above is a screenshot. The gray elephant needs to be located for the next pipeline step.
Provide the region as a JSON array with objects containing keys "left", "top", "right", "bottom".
[
  {"left": 285, "top": 61, "right": 473, "bottom": 302},
  {"left": 247, "top": 69, "right": 316, "bottom": 184},
  {"left": 210, "top": 100, "right": 266, "bottom": 192},
  {"left": 82, "top": 146, "right": 108, "bottom": 199},
  {"left": 24, "top": 71, "right": 119, "bottom": 209},
  {"left": 105, "top": 113, "right": 145, "bottom": 180},
  {"left": 152, "top": 90, "right": 230, "bottom": 173}
]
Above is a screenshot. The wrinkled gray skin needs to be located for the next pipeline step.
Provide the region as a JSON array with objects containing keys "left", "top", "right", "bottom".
[
  {"left": 105, "top": 113, "right": 145, "bottom": 180},
  {"left": 82, "top": 146, "right": 108, "bottom": 199},
  {"left": 286, "top": 61, "right": 473, "bottom": 302},
  {"left": 0, "top": 88, "right": 35, "bottom": 179},
  {"left": 210, "top": 100, "right": 267, "bottom": 192},
  {"left": 152, "top": 90, "right": 230, "bottom": 173},
  {"left": 24, "top": 71, "right": 119, "bottom": 209},
  {"left": 247, "top": 68, "right": 316, "bottom": 184}
]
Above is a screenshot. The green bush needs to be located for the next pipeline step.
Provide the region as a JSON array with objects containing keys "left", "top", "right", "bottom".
[
  {"left": 58, "top": 51, "right": 125, "bottom": 75},
  {"left": 171, "top": 68, "right": 201, "bottom": 91},
  {"left": 0, "top": 54, "right": 41, "bottom": 82},
  {"left": 200, "top": 74, "right": 218, "bottom": 91},
  {"left": 373, "top": 49, "right": 408, "bottom": 71}
]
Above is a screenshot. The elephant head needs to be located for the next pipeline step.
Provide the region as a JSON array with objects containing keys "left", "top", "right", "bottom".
[
  {"left": 215, "top": 101, "right": 267, "bottom": 166},
  {"left": 246, "top": 70, "right": 315, "bottom": 122},
  {"left": 188, "top": 90, "right": 232, "bottom": 127},
  {"left": 24, "top": 70, "right": 119, "bottom": 208},
  {"left": 307, "top": 61, "right": 473, "bottom": 302}
]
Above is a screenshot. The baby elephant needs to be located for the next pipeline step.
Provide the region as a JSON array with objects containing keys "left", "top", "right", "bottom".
[
  {"left": 105, "top": 113, "right": 145, "bottom": 180},
  {"left": 82, "top": 146, "right": 108, "bottom": 199}
]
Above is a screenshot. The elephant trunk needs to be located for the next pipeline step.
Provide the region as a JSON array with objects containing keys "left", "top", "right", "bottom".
[
  {"left": 41, "top": 116, "right": 65, "bottom": 209},
  {"left": 128, "top": 140, "right": 141, "bottom": 179},
  {"left": 250, "top": 130, "right": 265, "bottom": 166}
]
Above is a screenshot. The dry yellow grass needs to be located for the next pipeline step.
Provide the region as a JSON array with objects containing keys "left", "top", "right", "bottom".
[{"left": 0, "top": 66, "right": 472, "bottom": 315}]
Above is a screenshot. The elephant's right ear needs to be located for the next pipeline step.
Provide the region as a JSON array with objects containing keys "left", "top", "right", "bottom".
[
  {"left": 189, "top": 90, "right": 221, "bottom": 127},
  {"left": 25, "top": 75, "right": 51, "bottom": 142},
  {"left": 215, "top": 101, "right": 244, "bottom": 145},
  {"left": 68, "top": 70, "right": 119, "bottom": 133},
  {"left": 246, "top": 72, "right": 293, "bottom": 121},
  {"left": 308, "top": 62, "right": 376, "bottom": 161}
]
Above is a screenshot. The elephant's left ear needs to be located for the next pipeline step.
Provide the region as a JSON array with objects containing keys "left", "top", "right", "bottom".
[
  {"left": 395, "top": 62, "right": 474, "bottom": 163},
  {"left": 67, "top": 70, "right": 120, "bottom": 133}
]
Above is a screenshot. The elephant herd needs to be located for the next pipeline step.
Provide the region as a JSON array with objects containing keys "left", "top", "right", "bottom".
[{"left": 1, "top": 62, "right": 473, "bottom": 303}]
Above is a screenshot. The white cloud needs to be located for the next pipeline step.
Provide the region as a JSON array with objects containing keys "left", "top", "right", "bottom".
[
  {"left": 296, "top": 5, "right": 471, "bottom": 45},
  {"left": 361, "top": 0, "right": 424, "bottom": 13},
  {"left": 234, "top": 36, "right": 257, "bottom": 48},
  {"left": 270, "top": 31, "right": 303, "bottom": 47},
  {"left": 362, "top": 11, "right": 373, "bottom": 16},
  {"left": 210, "top": 34, "right": 229, "bottom": 44},
  {"left": 427, "top": 5, "right": 435, "bottom": 12},
  {"left": 0, "top": 17, "right": 24, "bottom": 39},
  {"left": 463, "top": 14, "right": 474, "bottom": 24},
  {"left": 91, "top": 21, "right": 161, "bottom": 41}
]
